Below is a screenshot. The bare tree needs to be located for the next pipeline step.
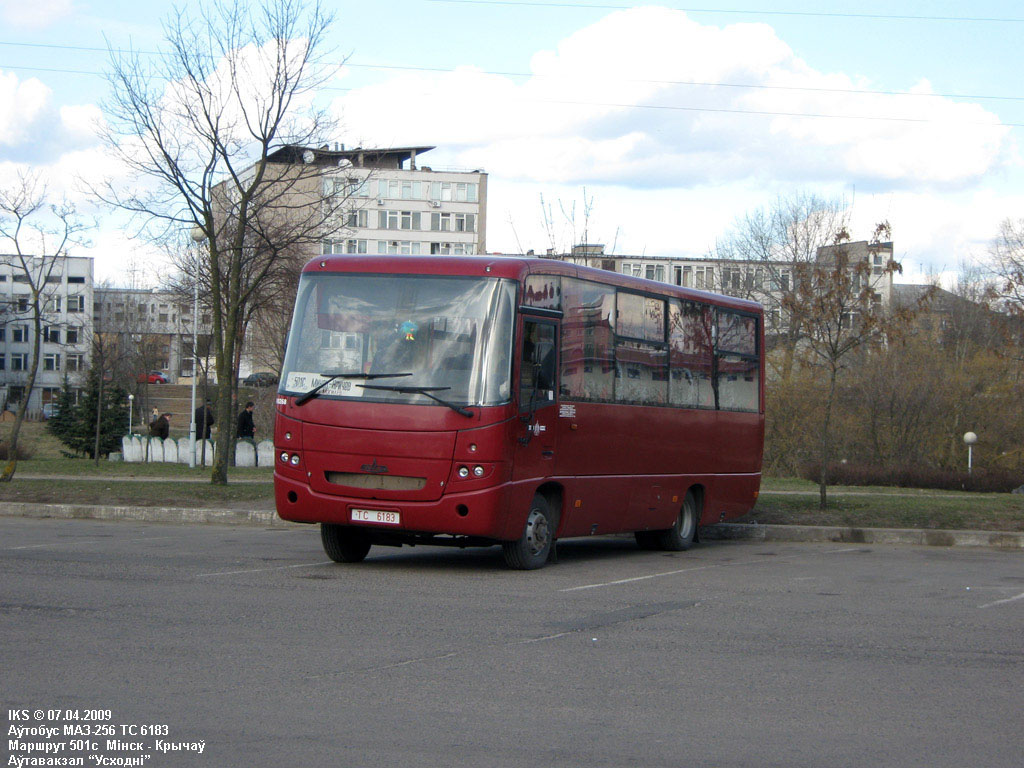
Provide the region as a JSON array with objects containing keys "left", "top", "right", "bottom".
[
  {"left": 0, "top": 171, "right": 90, "bottom": 481},
  {"left": 715, "top": 191, "right": 851, "bottom": 378},
  {"left": 992, "top": 217, "right": 1024, "bottom": 318},
  {"left": 786, "top": 223, "right": 918, "bottom": 508},
  {"left": 95, "top": 0, "right": 347, "bottom": 483}
]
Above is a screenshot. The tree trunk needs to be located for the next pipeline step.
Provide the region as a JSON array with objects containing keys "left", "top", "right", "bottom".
[
  {"left": 818, "top": 365, "right": 839, "bottom": 510},
  {"left": 93, "top": 375, "right": 105, "bottom": 465}
]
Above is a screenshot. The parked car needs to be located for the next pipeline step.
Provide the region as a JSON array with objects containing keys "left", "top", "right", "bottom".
[
  {"left": 41, "top": 403, "right": 60, "bottom": 420},
  {"left": 242, "top": 371, "right": 278, "bottom": 387},
  {"left": 138, "top": 370, "right": 169, "bottom": 384}
]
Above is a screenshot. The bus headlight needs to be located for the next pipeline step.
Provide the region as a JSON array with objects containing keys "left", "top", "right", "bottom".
[
  {"left": 457, "top": 466, "right": 470, "bottom": 478},
  {"left": 473, "top": 465, "right": 485, "bottom": 477}
]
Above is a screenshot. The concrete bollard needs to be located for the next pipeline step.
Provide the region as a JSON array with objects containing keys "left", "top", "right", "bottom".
[
  {"left": 256, "top": 440, "right": 275, "bottom": 467},
  {"left": 235, "top": 440, "right": 256, "bottom": 467}
]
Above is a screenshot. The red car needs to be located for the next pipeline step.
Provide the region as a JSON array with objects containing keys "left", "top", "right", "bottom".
[{"left": 138, "top": 370, "right": 169, "bottom": 384}]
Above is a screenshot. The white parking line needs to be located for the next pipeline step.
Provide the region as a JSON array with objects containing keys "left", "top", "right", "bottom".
[
  {"left": 6, "top": 535, "right": 178, "bottom": 551},
  {"left": 561, "top": 561, "right": 762, "bottom": 592},
  {"left": 979, "top": 591, "right": 1024, "bottom": 609},
  {"left": 562, "top": 545, "right": 868, "bottom": 593},
  {"left": 196, "top": 561, "right": 332, "bottom": 577}
]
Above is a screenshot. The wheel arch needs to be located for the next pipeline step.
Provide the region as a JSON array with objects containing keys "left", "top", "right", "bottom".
[
  {"left": 685, "top": 483, "right": 706, "bottom": 542},
  {"left": 535, "top": 482, "right": 564, "bottom": 537}
]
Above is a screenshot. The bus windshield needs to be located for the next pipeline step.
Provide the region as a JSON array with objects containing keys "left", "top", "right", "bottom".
[{"left": 281, "top": 273, "right": 516, "bottom": 408}]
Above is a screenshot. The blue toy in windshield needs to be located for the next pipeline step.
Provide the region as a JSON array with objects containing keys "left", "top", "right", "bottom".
[{"left": 400, "top": 320, "right": 419, "bottom": 341}]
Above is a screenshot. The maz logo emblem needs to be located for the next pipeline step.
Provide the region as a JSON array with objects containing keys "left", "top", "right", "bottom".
[{"left": 361, "top": 459, "right": 389, "bottom": 474}]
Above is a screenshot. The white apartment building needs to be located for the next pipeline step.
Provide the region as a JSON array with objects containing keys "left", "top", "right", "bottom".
[
  {"left": 263, "top": 144, "right": 487, "bottom": 257},
  {"left": 0, "top": 254, "right": 94, "bottom": 415},
  {"left": 550, "top": 241, "right": 897, "bottom": 335},
  {"left": 93, "top": 288, "right": 213, "bottom": 383}
]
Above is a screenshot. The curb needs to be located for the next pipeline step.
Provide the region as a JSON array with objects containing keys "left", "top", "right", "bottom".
[
  {"left": 2, "top": 503, "right": 1023, "bottom": 549},
  {"left": 700, "top": 523, "right": 1024, "bottom": 550},
  {"left": 0, "top": 502, "right": 293, "bottom": 528}
]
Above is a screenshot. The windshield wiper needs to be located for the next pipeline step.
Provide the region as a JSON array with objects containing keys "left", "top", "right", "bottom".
[
  {"left": 295, "top": 371, "right": 411, "bottom": 406},
  {"left": 359, "top": 384, "right": 474, "bottom": 418}
]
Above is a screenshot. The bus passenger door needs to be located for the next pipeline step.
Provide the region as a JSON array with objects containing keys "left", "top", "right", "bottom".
[{"left": 512, "top": 319, "right": 559, "bottom": 483}]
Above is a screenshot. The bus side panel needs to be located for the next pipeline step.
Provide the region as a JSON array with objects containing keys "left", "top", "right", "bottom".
[
  {"left": 555, "top": 402, "right": 720, "bottom": 477},
  {"left": 714, "top": 411, "right": 765, "bottom": 474},
  {"left": 708, "top": 473, "right": 762, "bottom": 523},
  {"left": 558, "top": 475, "right": 698, "bottom": 537}
]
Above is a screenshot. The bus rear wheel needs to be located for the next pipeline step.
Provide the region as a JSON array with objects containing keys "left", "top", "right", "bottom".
[
  {"left": 502, "top": 494, "right": 555, "bottom": 570},
  {"left": 321, "top": 523, "right": 372, "bottom": 563},
  {"left": 635, "top": 492, "right": 698, "bottom": 552}
]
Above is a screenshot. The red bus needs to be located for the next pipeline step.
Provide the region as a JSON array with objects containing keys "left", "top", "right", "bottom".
[{"left": 274, "top": 255, "right": 763, "bottom": 569}]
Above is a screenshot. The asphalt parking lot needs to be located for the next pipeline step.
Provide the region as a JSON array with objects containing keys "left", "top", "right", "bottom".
[{"left": 2, "top": 516, "right": 1022, "bottom": 768}]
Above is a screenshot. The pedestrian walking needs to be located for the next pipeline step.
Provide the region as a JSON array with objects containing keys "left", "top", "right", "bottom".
[
  {"left": 236, "top": 401, "right": 255, "bottom": 439},
  {"left": 194, "top": 399, "right": 215, "bottom": 439}
]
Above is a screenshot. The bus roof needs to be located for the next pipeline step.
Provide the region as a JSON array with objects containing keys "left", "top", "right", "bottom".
[{"left": 303, "top": 255, "right": 763, "bottom": 314}]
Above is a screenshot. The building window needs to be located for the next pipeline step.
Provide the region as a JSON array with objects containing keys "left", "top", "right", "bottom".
[
  {"left": 429, "top": 181, "right": 477, "bottom": 203},
  {"left": 67, "top": 354, "right": 84, "bottom": 372},
  {"left": 431, "top": 212, "right": 451, "bottom": 232},
  {"left": 0, "top": 327, "right": 5, "bottom": 342},
  {"left": 0, "top": 355, "right": 4, "bottom": 370},
  {"left": 12, "top": 325, "right": 28, "bottom": 343},
  {"left": 345, "top": 209, "right": 368, "bottom": 228},
  {"left": 381, "top": 210, "right": 400, "bottom": 230},
  {"left": 400, "top": 211, "right": 420, "bottom": 230},
  {"left": 345, "top": 239, "right": 367, "bottom": 254},
  {"left": 721, "top": 267, "right": 742, "bottom": 292},
  {"left": 11, "top": 353, "right": 29, "bottom": 371},
  {"left": 44, "top": 326, "right": 61, "bottom": 344},
  {"left": 16, "top": 297, "right": 29, "bottom": 313},
  {"left": 67, "top": 295, "right": 85, "bottom": 312},
  {"left": 43, "top": 353, "right": 61, "bottom": 371},
  {"left": 68, "top": 276, "right": 85, "bottom": 284},
  {"left": 331, "top": 176, "right": 369, "bottom": 198},
  {"left": 454, "top": 213, "right": 475, "bottom": 233},
  {"left": 644, "top": 265, "right": 666, "bottom": 282},
  {"left": 401, "top": 181, "right": 423, "bottom": 200},
  {"left": 45, "top": 296, "right": 62, "bottom": 313},
  {"left": 377, "top": 240, "right": 421, "bottom": 255}
]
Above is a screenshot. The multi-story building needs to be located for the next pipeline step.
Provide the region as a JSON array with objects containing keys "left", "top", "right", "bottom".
[
  {"left": 229, "top": 144, "right": 489, "bottom": 376},
  {"left": 547, "top": 241, "right": 897, "bottom": 336},
  {"left": 262, "top": 144, "right": 488, "bottom": 258},
  {"left": 93, "top": 288, "right": 213, "bottom": 383},
  {"left": 0, "top": 254, "right": 94, "bottom": 415}
]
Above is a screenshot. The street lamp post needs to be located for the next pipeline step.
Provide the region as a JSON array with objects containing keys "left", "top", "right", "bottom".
[
  {"left": 963, "top": 432, "right": 978, "bottom": 477},
  {"left": 188, "top": 225, "right": 205, "bottom": 468},
  {"left": 127, "top": 393, "right": 134, "bottom": 436}
]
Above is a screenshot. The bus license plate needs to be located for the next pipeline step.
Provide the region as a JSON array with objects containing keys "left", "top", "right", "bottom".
[{"left": 351, "top": 508, "right": 400, "bottom": 525}]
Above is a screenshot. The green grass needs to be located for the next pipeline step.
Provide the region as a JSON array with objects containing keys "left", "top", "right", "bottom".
[
  {"left": 752, "top": 477, "right": 1024, "bottom": 532},
  {"left": 12, "top": 457, "right": 272, "bottom": 480},
  {"left": 2, "top": 425, "right": 1022, "bottom": 531},
  {"left": 0, "top": 478, "right": 274, "bottom": 510}
]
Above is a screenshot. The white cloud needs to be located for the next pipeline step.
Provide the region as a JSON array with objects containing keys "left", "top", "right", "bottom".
[
  {"left": 334, "top": 7, "right": 1013, "bottom": 193},
  {"left": 0, "top": 0, "right": 74, "bottom": 29},
  {"left": 0, "top": 70, "right": 100, "bottom": 163}
]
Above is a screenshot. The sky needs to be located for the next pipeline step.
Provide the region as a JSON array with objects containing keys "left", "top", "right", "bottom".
[{"left": 1, "top": 0, "right": 1022, "bottom": 287}]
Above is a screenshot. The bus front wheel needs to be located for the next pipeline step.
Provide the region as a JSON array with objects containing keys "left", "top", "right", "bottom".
[
  {"left": 321, "top": 523, "right": 372, "bottom": 563},
  {"left": 502, "top": 494, "right": 555, "bottom": 570},
  {"left": 636, "top": 492, "right": 698, "bottom": 552}
]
